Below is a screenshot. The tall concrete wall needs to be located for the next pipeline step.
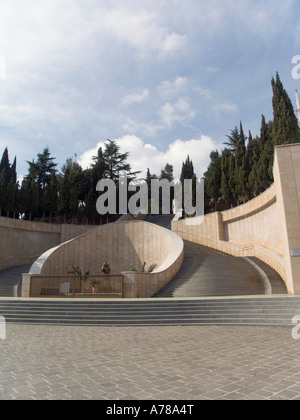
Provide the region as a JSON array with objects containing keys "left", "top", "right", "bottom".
[
  {"left": 0, "top": 218, "right": 95, "bottom": 271},
  {"left": 273, "top": 144, "right": 300, "bottom": 294},
  {"left": 172, "top": 144, "right": 300, "bottom": 295}
]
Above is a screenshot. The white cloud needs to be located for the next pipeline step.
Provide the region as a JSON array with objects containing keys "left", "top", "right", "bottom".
[
  {"left": 194, "top": 86, "right": 238, "bottom": 116},
  {"left": 123, "top": 96, "right": 196, "bottom": 137},
  {"left": 103, "top": 9, "right": 187, "bottom": 58},
  {"left": 123, "top": 119, "right": 164, "bottom": 138},
  {"left": 214, "top": 101, "right": 238, "bottom": 115},
  {"left": 158, "top": 77, "right": 188, "bottom": 98},
  {"left": 160, "top": 33, "right": 187, "bottom": 56},
  {"left": 78, "top": 134, "right": 217, "bottom": 179},
  {"left": 159, "top": 98, "right": 196, "bottom": 129},
  {"left": 120, "top": 89, "right": 150, "bottom": 107}
]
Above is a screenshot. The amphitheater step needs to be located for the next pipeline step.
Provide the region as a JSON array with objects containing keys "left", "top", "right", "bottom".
[{"left": 0, "top": 296, "right": 299, "bottom": 327}]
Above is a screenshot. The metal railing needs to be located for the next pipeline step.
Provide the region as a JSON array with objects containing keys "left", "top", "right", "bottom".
[{"left": 30, "top": 275, "right": 123, "bottom": 298}]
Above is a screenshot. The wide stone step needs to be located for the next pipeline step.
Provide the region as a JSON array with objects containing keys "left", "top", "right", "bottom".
[{"left": 0, "top": 297, "right": 299, "bottom": 326}]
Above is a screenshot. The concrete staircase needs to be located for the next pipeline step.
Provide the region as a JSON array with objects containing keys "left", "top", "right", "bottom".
[
  {"left": 0, "top": 265, "right": 31, "bottom": 297},
  {"left": 0, "top": 297, "right": 299, "bottom": 326},
  {"left": 154, "top": 241, "right": 288, "bottom": 298}
]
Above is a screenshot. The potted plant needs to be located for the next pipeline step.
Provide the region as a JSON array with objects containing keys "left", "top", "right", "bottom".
[
  {"left": 68, "top": 266, "right": 90, "bottom": 293},
  {"left": 90, "top": 279, "right": 99, "bottom": 294}
]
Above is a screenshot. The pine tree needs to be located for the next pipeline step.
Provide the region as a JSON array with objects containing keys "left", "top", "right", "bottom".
[
  {"left": 272, "top": 72, "right": 300, "bottom": 145},
  {"left": 103, "top": 140, "right": 132, "bottom": 181},
  {"left": 159, "top": 163, "right": 174, "bottom": 182},
  {"left": 224, "top": 126, "right": 241, "bottom": 153},
  {"left": 27, "top": 147, "right": 57, "bottom": 191},
  {"left": 92, "top": 147, "right": 107, "bottom": 185}
]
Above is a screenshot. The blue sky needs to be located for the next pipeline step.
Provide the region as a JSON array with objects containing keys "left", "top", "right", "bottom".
[{"left": 0, "top": 0, "right": 299, "bottom": 179}]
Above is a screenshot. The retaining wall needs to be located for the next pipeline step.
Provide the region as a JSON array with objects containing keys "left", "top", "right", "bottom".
[
  {"left": 172, "top": 144, "right": 300, "bottom": 295},
  {"left": 0, "top": 218, "right": 95, "bottom": 271}
]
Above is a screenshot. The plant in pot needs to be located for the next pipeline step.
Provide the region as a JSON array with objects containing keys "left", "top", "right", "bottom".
[
  {"left": 68, "top": 266, "right": 90, "bottom": 293},
  {"left": 90, "top": 279, "right": 100, "bottom": 294}
]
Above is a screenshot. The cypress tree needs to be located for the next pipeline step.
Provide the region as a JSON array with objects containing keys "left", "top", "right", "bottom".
[
  {"left": 221, "top": 149, "right": 235, "bottom": 207},
  {"left": 180, "top": 156, "right": 194, "bottom": 183},
  {"left": 48, "top": 170, "right": 58, "bottom": 222},
  {"left": 0, "top": 170, "right": 6, "bottom": 216},
  {"left": 249, "top": 115, "right": 274, "bottom": 196},
  {"left": 204, "top": 151, "right": 222, "bottom": 210},
  {"left": 5, "top": 179, "right": 19, "bottom": 218},
  {"left": 10, "top": 157, "right": 17, "bottom": 184},
  {"left": 0, "top": 148, "right": 11, "bottom": 186},
  {"left": 20, "top": 177, "right": 39, "bottom": 221},
  {"left": 272, "top": 72, "right": 300, "bottom": 145},
  {"left": 234, "top": 123, "right": 247, "bottom": 203},
  {"left": 60, "top": 167, "right": 71, "bottom": 223}
]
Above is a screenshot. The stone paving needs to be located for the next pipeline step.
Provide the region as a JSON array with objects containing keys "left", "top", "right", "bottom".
[{"left": 1, "top": 323, "right": 300, "bottom": 400}]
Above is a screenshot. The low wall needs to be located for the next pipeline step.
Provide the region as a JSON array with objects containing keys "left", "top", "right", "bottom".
[
  {"left": 172, "top": 144, "right": 300, "bottom": 295},
  {"left": 0, "top": 218, "right": 95, "bottom": 271},
  {"left": 24, "top": 221, "right": 184, "bottom": 298}
]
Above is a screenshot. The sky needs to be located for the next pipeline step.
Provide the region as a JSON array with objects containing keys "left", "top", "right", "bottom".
[{"left": 0, "top": 0, "right": 299, "bottom": 180}]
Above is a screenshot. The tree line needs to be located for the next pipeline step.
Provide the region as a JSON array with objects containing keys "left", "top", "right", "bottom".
[
  {"left": 0, "top": 140, "right": 188, "bottom": 223},
  {"left": 0, "top": 72, "right": 299, "bottom": 223},
  {"left": 204, "top": 73, "right": 300, "bottom": 211}
]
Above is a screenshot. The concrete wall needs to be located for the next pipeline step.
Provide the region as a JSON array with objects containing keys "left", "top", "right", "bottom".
[
  {"left": 38, "top": 221, "right": 173, "bottom": 276},
  {"left": 0, "top": 218, "right": 95, "bottom": 271},
  {"left": 172, "top": 144, "right": 300, "bottom": 295},
  {"left": 273, "top": 144, "right": 300, "bottom": 294},
  {"left": 25, "top": 221, "right": 184, "bottom": 298}
]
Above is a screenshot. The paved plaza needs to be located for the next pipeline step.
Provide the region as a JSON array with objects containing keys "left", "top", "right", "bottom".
[{"left": 1, "top": 323, "right": 300, "bottom": 400}]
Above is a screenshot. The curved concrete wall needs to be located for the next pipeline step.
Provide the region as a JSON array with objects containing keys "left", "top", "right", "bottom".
[
  {"left": 173, "top": 144, "right": 300, "bottom": 295},
  {"left": 0, "top": 217, "right": 95, "bottom": 271},
  {"left": 28, "top": 221, "right": 184, "bottom": 298}
]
